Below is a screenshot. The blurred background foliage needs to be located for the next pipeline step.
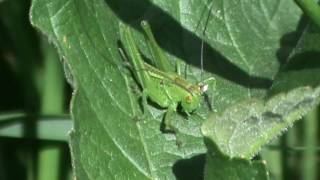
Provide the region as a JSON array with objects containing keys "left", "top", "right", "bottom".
[
  {"left": 0, "top": 0, "right": 71, "bottom": 180},
  {"left": 0, "top": 0, "right": 319, "bottom": 180}
]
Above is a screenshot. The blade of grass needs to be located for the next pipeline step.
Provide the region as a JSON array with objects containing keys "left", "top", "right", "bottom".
[
  {"left": 302, "top": 106, "right": 319, "bottom": 180},
  {"left": 295, "top": 0, "right": 320, "bottom": 28},
  {"left": 37, "top": 39, "right": 66, "bottom": 180},
  {"left": 0, "top": 112, "right": 26, "bottom": 121},
  {"left": 283, "top": 121, "right": 303, "bottom": 179},
  {"left": 260, "top": 139, "right": 283, "bottom": 180},
  {"left": 0, "top": 114, "right": 71, "bottom": 141}
]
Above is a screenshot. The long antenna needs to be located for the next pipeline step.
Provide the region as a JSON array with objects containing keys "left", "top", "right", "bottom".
[{"left": 200, "top": 1, "right": 214, "bottom": 81}]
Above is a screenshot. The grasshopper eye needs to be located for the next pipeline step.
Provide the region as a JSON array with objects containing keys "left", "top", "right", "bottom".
[{"left": 185, "top": 95, "right": 193, "bottom": 103}]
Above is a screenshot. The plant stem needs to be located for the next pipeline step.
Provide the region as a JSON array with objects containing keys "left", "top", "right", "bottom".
[
  {"left": 261, "top": 139, "right": 283, "bottom": 180},
  {"left": 37, "top": 39, "right": 66, "bottom": 180},
  {"left": 302, "top": 107, "right": 319, "bottom": 180},
  {"left": 295, "top": 0, "right": 320, "bottom": 27}
]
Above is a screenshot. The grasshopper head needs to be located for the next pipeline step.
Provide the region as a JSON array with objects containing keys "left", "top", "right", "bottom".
[{"left": 181, "top": 94, "right": 200, "bottom": 113}]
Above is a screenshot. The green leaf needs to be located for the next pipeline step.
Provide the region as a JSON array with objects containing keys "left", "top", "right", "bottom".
[
  {"left": 202, "top": 86, "right": 320, "bottom": 159},
  {"left": 31, "top": 1, "right": 203, "bottom": 179},
  {"left": 202, "top": 23, "right": 320, "bottom": 159},
  {"left": 182, "top": 0, "right": 303, "bottom": 112},
  {"left": 204, "top": 138, "right": 269, "bottom": 180},
  {"left": 29, "top": 0, "right": 319, "bottom": 179}
]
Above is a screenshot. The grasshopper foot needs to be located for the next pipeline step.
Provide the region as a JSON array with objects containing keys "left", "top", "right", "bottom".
[{"left": 160, "top": 103, "right": 179, "bottom": 134}]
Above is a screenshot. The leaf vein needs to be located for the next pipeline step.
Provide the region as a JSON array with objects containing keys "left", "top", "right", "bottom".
[{"left": 83, "top": 88, "right": 151, "bottom": 178}]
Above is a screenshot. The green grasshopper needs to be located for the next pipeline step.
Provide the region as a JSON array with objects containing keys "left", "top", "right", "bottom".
[{"left": 120, "top": 21, "right": 215, "bottom": 132}]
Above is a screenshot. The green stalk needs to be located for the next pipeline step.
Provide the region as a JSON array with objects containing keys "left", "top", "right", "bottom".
[
  {"left": 302, "top": 107, "right": 319, "bottom": 180},
  {"left": 40, "top": 41, "right": 65, "bottom": 115},
  {"left": 37, "top": 39, "right": 65, "bottom": 180},
  {"left": 295, "top": 0, "right": 320, "bottom": 27},
  {"left": 282, "top": 123, "right": 301, "bottom": 180},
  {"left": 38, "top": 145, "right": 62, "bottom": 180},
  {"left": 260, "top": 139, "right": 283, "bottom": 180}
]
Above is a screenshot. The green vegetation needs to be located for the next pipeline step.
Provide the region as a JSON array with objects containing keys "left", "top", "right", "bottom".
[{"left": 0, "top": 0, "right": 319, "bottom": 179}]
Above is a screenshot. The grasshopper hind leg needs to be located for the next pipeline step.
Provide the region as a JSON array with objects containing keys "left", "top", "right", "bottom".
[
  {"left": 141, "top": 89, "right": 149, "bottom": 114},
  {"left": 131, "top": 89, "right": 149, "bottom": 123},
  {"left": 161, "top": 103, "right": 179, "bottom": 134}
]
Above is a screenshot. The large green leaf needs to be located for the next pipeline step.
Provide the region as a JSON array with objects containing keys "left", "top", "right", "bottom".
[
  {"left": 202, "top": 23, "right": 320, "bottom": 159},
  {"left": 202, "top": 86, "right": 320, "bottom": 159},
  {"left": 30, "top": 0, "right": 319, "bottom": 179},
  {"left": 182, "top": 0, "right": 302, "bottom": 112}
]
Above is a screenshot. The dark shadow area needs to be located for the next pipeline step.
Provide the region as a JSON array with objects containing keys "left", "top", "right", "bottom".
[
  {"left": 267, "top": 22, "right": 320, "bottom": 98},
  {"left": 103, "top": 0, "right": 273, "bottom": 89},
  {"left": 58, "top": 142, "right": 72, "bottom": 180},
  {"left": 285, "top": 51, "right": 320, "bottom": 71},
  {"left": 276, "top": 16, "right": 309, "bottom": 68},
  {"left": 173, "top": 154, "right": 206, "bottom": 180},
  {"left": 0, "top": 12, "right": 23, "bottom": 112},
  {"left": 0, "top": 59, "right": 24, "bottom": 111},
  {"left": 0, "top": 137, "right": 71, "bottom": 180},
  {"left": 280, "top": 135, "right": 300, "bottom": 180},
  {"left": 1, "top": 0, "right": 42, "bottom": 178},
  {"left": 270, "top": 22, "right": 320, "bottom": 95},
  {"left": 0, "top": 138, "right": 28, "bottom": 180},
  {"left": 272, "top": 50, "right": 320, "bottom": 94}
]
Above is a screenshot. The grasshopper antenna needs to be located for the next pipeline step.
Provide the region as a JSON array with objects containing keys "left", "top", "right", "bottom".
[{"left": 200, "top": 1, "right": 214, "bottom": 81}]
